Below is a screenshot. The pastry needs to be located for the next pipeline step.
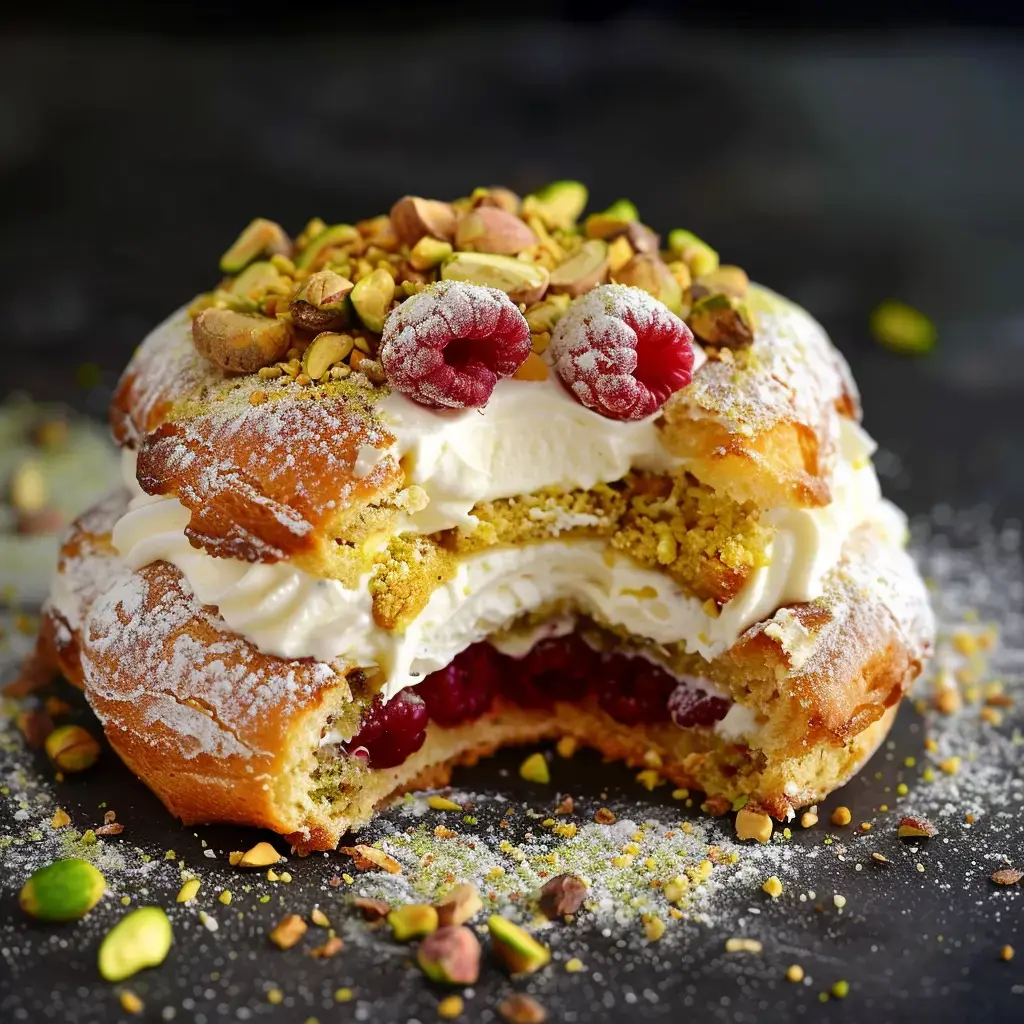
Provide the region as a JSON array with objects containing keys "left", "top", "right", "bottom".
[{"left": 35, "top": 186, "right": 934, "bottom": 851}]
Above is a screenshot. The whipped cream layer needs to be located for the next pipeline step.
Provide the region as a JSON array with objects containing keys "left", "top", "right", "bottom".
[
  {"left": 372, "top": 350, "right": 706, "bottom": 534},
  {"left": 110, "top": 413, "right": 898, "bottom": 703}
]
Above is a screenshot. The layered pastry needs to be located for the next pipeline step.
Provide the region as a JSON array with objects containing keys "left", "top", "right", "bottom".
[{"left": 35, "top": 184, "right": 934, "bottom": 851}]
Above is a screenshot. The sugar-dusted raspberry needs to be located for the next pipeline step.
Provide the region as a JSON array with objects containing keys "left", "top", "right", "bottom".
[
  {"left": 379, "top": 280, "right": 531, "bottom": 409},
  {"left": 549, "top": 283, "right": 695, "bottom": 420}
]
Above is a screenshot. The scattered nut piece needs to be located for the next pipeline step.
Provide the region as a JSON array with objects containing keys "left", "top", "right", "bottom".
[
  {"left": 831, "top": 980, "right": 850, "bottom": 1000},
  {"left": 489, "top": 915, "right": 551, "bottom": 975},
  {"left": 310, "top": 907, "right": 330, "bottom": 927},
  {"left": 724, "top": 937, "right": 763, "bottom": 954},
  {"left": 991, "top": 867, "right": 1023, "bottom": 885},
  {"left": 519, "top": 752, "right": 550, "bottom": 785},
  {"left": 701, "top": 795, "right": 731, "bottom": 817},
  {"left": 548, "top": 239, "right": 609, "bottom": 297},
  {"left": 735, "top": 807, "right": 773, "bottom": 844},
  {"left": 1000, "top": 945, "right": 1015, "bottom": 961},
  {"left": 119, "top": 991, "right": 144, "bottom": 1015},
  {"left": 635, "top": 769, "right": 662, "bottom": 791},
  {"left": 232, "top": 842, "right": 281, "bottom": 868},
  {"left": 352, "top": 896, "right": 390, "bottom": 921},
  {"left": 98, "top": 907, "right": 173, "bottom": 982},
  {"left": 441, "top": 251, "right": 549, "bottom": 305},
  {"left": 897, "top": 816, "right": 938, "bottom": 839},
  {"left": 455, "top": 207, "right": 536, "bottom": 255},
  {"left": 19, "top": 858, "right": 106, "bottom": 922},
  {"left": 786, "top": 964, "right": 805, "bottom": 983},
  {"left": 554, "top": 795, "right": 574, "bottom": 815},
  {"left": 437, "top": 994, "right": 464, "bottom": 1019},
  {"left": 341, "top": 844, "right": 402, "bottom": 874},
  {"left": 833, "top": 894, "right": 847, "bottom": 909},
  {"left": 390, "top": 196, "right": 457, "bottom": 247},
  {"left": 831, "top": 806, "right": 852, "bottom": 827},
  {"left": 309, "top": 936, "right": 344, "bottom": 959},
  {"left": 388, "top": 904, "right": 439, "bottom": 942},
  {"left": 762, "top": 876, "right": 783, "bottom": 899},
  {"left": 564, "top": 957, "right": 585, "bottom": 973},
  {"left": 428, "top": 795, "right": 464, "bottom": 812},
  {"left": 871, "top": 853, "right": 890, "bottom": 865},
  {"left": 435, "top": 883, "right": 483, "bottom": 927},
  {"left": 50, "top": 807, "right": 71, "bottom": 830},
  {"left": 10, "top": 460, "right": 48, "bottom": 512},
  {"left": 800, "top": 811, "right": 819, "bottom": 829},
  {"left": 220, "top": 218, "right": 291, "bottom": 274},
  {"left": 417, "top": 925, "right": 482, "bottom": 985},
  {"left": 176, "top": 879, "right": 200, "bottom": 903},
  {"left": 268, "top": 914, "right": 307, "bottom": 950},
  {"left": 192, "top": 308, "right": 294, "bottom": 374},
  {"left": 44, "top": 725, "right": 100, "bottom": 773},
  {"left": 642, "top": 914, "right": 666, "bottom": 942},
  {"left": 538, "top": 874, "right": 587, "bottom": 920},
  {"left": 594, "top": 807, "right": 616, "bottom": 825},
  {"left": 498, "top": 992, "right": 548, "bottom": 1024}
]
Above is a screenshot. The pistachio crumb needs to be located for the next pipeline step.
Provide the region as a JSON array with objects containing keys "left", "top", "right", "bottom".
[
  {"left": 564, "top": 957, "right": 585, "bottom": 973},
  {"left": 786, "top": 964, "right": 804, "bottom": 983},
  {"left": 831, "top": 980, "right": 850, "bottom": 999},
  {"left": 519, "top": 752, "right": 550, "bottom": 784},
  {"left": 438, "top": 995, "right": 464, "bottom": 1019},
  {"left": 119, "top": 991, "right": 144, "bottom": 1015},
  {"left": 762, "top": 876, "right": 783, "bottom": 899},
  {"left": 830, "top": 806, "right": 852, "bottom": 827}
]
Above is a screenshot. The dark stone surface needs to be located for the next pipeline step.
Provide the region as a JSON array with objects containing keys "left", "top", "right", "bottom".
[{"left": 1, "top": 23, "right": 1023, "bottom": 1024}]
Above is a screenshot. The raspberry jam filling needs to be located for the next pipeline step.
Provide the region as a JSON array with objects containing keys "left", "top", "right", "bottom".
[{"left": 345, "top": 635, "right": 731, "bottom": 769}]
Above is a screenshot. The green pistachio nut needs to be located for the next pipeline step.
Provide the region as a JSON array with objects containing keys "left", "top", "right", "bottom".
[
  {"left": 417, "top": 925, "right": 482, "bottom": 985},
  {"left": 667, "top": 229, "right": 719, "bottom": 277},
  {"left": 98, "top": 907, "right": 173, "bottom": 982},
  {"left": 522, "top": 181, "right": 589, "bottom": 231},
  {"left": 441, "top": 252, "right": 549, "bottom": 305},
  {"left": 524, "top": 293, "right": 572, "bottom": 334},
  {"left": 387, "top": 903, "right": 439, "bottom": 942},
  {"left": 350, "top": 268, "right": 396, "bottom": 333},
  {"left": 302, "top": 332, "right": 355, "bottom": 380},
  {"left": 548, "top": 239, "right": 610, "bottom": 297},
  {"left": 220, "top": 218, "right": 291, "bottom": 275},
  {"left": 19, "top": 858, "right": 106, "bottom": 922},
  {"left": 434, "top": 883, "right": 483, "bottom": 928},
  {"left": 390, "top": 196, "right": 458, "bottom": 247},
  {"left": 44, "top": 724, "right": 101, "bottom": 773},
  {"left": 584, "top": 199, "right": 639, "bottom": 241},
  {"left": 295, "top": 224, "right": 361, "bottom": 271},
  {"left": 454, "top": 208, "right": 537, "bottom": 255},
  {"left": 228, "top": 260, "right": 287, "bottom": 301},
  {"left": 688, "top": 293, "right": 756, "bottom": 349},
  {"left": 488, "top": 915, "right": 551, "bottom": 975},
  {"left": 693, "top": 265, "right": 749, "bottom": 298},
  {"left": 192, "top": 308, "right": 294, "bottom": 374},
  {"left": 289, "top": 269, "right": 354, "bottom": 332},
  {"left": 471, "top": 186, "right": 522, "bottom": 215},
  {"left": 611, "top": 254, "right": 683, "bottom": 314},
  {"left": 409, "top": 236, "right": 454, "bottom": 271},
  {"left": 870, "top": 300, "right": 936, "bottom": 356}
]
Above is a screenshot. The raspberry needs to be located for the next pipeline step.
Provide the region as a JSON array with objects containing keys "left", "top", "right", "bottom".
[
  {"left": 596, "top": 653, "right": 676, "bottom": 725},
  {"left": 348, "top": 690, "right": 428, "bottom": 768},
  {"left": 379, "top": 280, "right": 531, "bottom": 409},
  {"left": 549, "top": 283, "right": 695, "bottom": 420},
  {"left": 505, "top": 634, "right": 598, "bottom": 708},
  {"left": 418, "top": 642, "right": 504, "bottom": 727},
  {"left": 667, "top": 680, "right": 731, "bottom": 729}
]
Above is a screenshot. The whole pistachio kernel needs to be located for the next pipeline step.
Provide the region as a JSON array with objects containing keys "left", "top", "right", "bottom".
[
  {"left": 350, "top": 268, "right": 396, "bottom": 333},
  {"left": 45, "top": 724, "right": 101, "bottom": 772},
  {"left": 19, "top": 858, "right": 106, "bottom": 921},
  {"left": 302, "top": 332, "right": 354, "bottom": 381},
  {"left": 98, "top": 907, "right": 173, "bottom": 982},
  {"left": 441, "top": 252, "right": 549, "bottom": 305},
  {"left": 219, "top": 218, "right": 291, "bottom": 275},
  {"left": 521, "top": 180, "right": 588, "bottom": 231},
  {"left": 289, "top": 269, "right": 353, "bottom": 332},
  {"left": 192, "top": 308, "right": 294, "bottom": 374}
]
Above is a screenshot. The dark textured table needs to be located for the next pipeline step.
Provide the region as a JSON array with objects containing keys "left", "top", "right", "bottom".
[{"left": 2, "top": 23, "right": 1023, "bottom": 1024}]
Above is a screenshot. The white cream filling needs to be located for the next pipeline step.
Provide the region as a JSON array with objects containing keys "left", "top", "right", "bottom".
[{"left": 109, "top": 415, "right": 895, "bottom": 722}]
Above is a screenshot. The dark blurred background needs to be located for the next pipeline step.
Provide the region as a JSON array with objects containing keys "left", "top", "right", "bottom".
[{"left": 2, "top": 5, "right": 1022, "bottom": 517}]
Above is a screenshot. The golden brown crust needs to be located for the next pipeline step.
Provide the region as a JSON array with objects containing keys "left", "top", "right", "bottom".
[{"left": 38, "top": 493, "right": 932, "bottom": 852}]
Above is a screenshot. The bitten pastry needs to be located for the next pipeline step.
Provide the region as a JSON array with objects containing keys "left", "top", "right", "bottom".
[{"left": 36, "top": 184, "right": 934, "bottom": 852}]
